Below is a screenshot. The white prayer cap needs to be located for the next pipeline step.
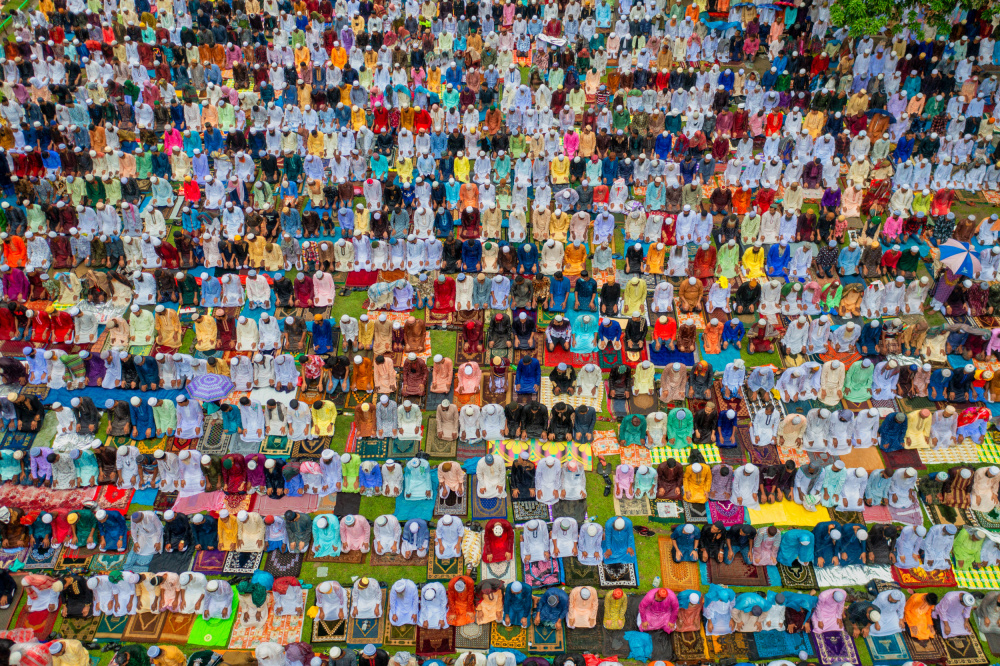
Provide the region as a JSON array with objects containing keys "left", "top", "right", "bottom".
[{"left": 832, "top": 590, "right": 846, "bottom": 602}]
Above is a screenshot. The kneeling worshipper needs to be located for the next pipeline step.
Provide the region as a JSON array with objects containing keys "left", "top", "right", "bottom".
[
  {"left": 401, "top": 519, "right": 430, "bottom": 559},
  {"left": 813, "top": 589, "right": 847, "bottom": 632},
  {"left": 447, "top": 577, "right": 476, "bottom": 626},
  {"left": 567, "top": 587, "right": 598, "bottom": 629},
  {"left": 388, "top": 579, "right": 419, "bottom": 626},
  {"left": 703, "top": 584, "right": 736, "bottom": 635},
  {"left": 477, "top": 454, "right": 507, "bottom": 498},
  {"left": 419, "top": 583, "right": 449, "bottom": 629},
  {"left": 504, "top": 581, "right": 534, "bottom": 628},
  {"left": 351, "top": 577, "right": 384, "bottom": 618},
  {"left": 638, "top": 587, "right": 678, "bottom": 632},
  {"left": 203, "top": 579, "right": 234, "bottom": 619},
  {"left": 905, "top": 592, "right": 939, "bottom": 641},
  {"left": 932, "top": 591, "right": 975, "bottom": 638},
  {"left": 374, "top": 516, "right": 402, "bottom": 556},
  {"left": 535, "top": 587, "right": 569, "bottom": 628},
  {"left": 436, "top": 516, "right": 465, "bottom": 560}
]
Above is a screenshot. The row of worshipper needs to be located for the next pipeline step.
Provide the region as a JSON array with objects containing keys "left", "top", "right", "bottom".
[
  {"left": 631, "top": 583, "right": 978, "bottom": 643},
  {"left": 430, "top": 401, "right": 600, "bottom": 444}
]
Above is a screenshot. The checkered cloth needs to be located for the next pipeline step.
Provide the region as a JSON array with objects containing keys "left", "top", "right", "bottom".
[
  {"left": 977, "top": 432, "right": 1000, "bottom": 465},
  {"left": 954, "top": 566, "right": 1000, "bottom": 590},
  {"left": 649, "top": 443, "right": 722, "bottom": 465},
  {"left": 539, "top": 377, "right": 606, "bottom": 410},
  {"left": 917, "top": 442, "right": 983, "bottom": 465}
]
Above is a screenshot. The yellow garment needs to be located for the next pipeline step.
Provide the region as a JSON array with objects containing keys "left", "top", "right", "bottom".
[
  {"left": 218, "top": 515, "right": 239, "bottom": 551},
  {"left": 683, "top": 465, "right": 712, "bottom": 503},
  {"left": 247, "top": 236, "right": 267, "bottom": 266},
  {"left": 262, "top": 243, "right": 284, "bottom": 271},
  {"left": 646, "top": 245, "right": 665, "bottom": 274},
  {"left": 330, "top": 46, "right": 348, "bottom": 69},
  {"left": 307, "top": 133, "right": 325, "bottom": 156},
  {"left": 454, "top": 157, "right": 471, "bottom": 182},
  {"left": 151, "top": 646, "right": 186, "bottom": 666},
  {"left": 52, "top": 640, "right": 91, "bottom": 666},
  {"left": 563, "top": 243, "right": 587, "bottom": 276},
  {"left": 155, "top": 310, "right": 182, "bottom": 349},
  {"left": 312, "top": 401, "right": 338, "bottom": 436},
  {"left": 294, "top": 46, "right": 310, "bottom": 68},
  {"left": 743, "top": 247, "right": 766, "bottom": 278},
  {"left": 359, "top": 318, "right": 375, "bottom": 347},
  {"left": 354, "top": 207, "right": 370, "bottom": 234},
  {"left": 395, "top": 156, "right": 413, "bottom": 184},
  {"left": 550, "top": 211, "right": 571, "bottom": 242},
  {"left": 550, "top": 157, "right": 570, "bottom": 184},
  {"left": 905, "top": 410, "right": 932, "bottom": 449},
  {"left": 351, "top": 106, "right": 367, "bottom": 130},
  {"left": 194, "top": 316, "right": 217, "bottom": 352},
  {"left": 622, "top": 279, "right": 647, "bottom": 316}
]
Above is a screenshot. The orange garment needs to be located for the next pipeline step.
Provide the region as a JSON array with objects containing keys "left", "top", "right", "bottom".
[
  {"left": 732, "top": 187, "right": 752, "bottom": 214},
  {"left": 446, "top": 576, "right": 476, "bottom": 626},
  {"left": 904, "top": 593, "right": 936, "bottom": 641},
  {"left": 703, "top": 320, "right": 723, "bottom": 354},
  {"left": 352, "top": 358, "right": 374, "bottom": 391},
  {"left": 3, "top": 237, "right": 27, "bottom": 267},
  {"left": 646, "top": 245, "right": 665, "bottom": 274},
  {"left": 563, "top": 243, "right": 587, "bottom": 276}
]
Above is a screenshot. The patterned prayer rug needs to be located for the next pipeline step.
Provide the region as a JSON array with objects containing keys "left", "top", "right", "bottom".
[
  {"left": 471, "top": 480, "right": 509, "bottom": 520},
  {"left": 426, "top": 535, "right": 464, "bottom": 580},
  {"left": 197, "top": 421, "right": 227, "bottom": 455},
  {"left": 59, "top": 615, "right": 101, "bottom": 643},
  {"left": 90, "top": 551, "right": 127, "bottom": 574},
  {"left": 778, "top": 562, "right": 819, "bottom": 589},
  {"left": 55, "top": 547, "right": 95, "bottom": 572},
  {"left": 562, "top": 557, "right": 601, "bottom": 587},
  {"left": 482, "top": 559, "right": 518, "bottom": 584},
  {"left": 707, "top": 499, "right": 746, "bottom": 526},
  {"left": 416, "top": 626, "right": 456, "bottom": 656},
  {"left": 884, "top": 447, "right": 926, "bottom": 470},
  {"left": 123, "top": 612, "right": 168, "bottom": 642},
  {"left": 903, "top": 633, "right": 948, "bottom": 663},
  {"left": 890, "top": 565, "right": 957, "bottom": 588},
  {"left": 291, "top": 437, "right": 326, "bottom": 459},
  {"left": 864, "top": 632, "right": 911, "bottom": 664},
  {"left": 383, "top": 622, "right": 417, "bottom": 647},
  {"left": 345, "top": 612, "right": 387, "bottom": 647},
  {"left": 455, "top": 621, "right": 491, "bottom": 651},
  {"left": 528, "top": 623, "right": 565, "bottom": 653},
  {"left": 524, "top": 557, "right": 562, "bottom": 587},
  {"left": 457, "top": 439, "right": 490, "bottom": 461},
  {"left": 490, "top": 623, "right": 527, "bottom": 650},
  {"left": 711, "top": 632, "right": 753, "bottom": 661},
  {"left": 222, "top": 551, "right": 263, "bottom": 575},
  {"left": 423, "top": 420, "right": 458, "bottom": 458},
  {"left": 93, "top": 613, "right": 129, "bottom": 641},
  {"left": 812, "top": 630, "right": 861, "bottom": 666},
  {"left": 707, "top": 556, "right": 768, "bottom": 586},
  {"left": 943, "top": 635, "right": 990, "bottom": 666},
  {"left": 888, "top": 502, "right": 925, "bottom": 526},
  {"left": 433, "top": 489, "right": 469, "bottom": 518},
  {"left": 658, "top": 536, "right": 701, "bottom": 592},
  {"left": 260, "top": 436, "right": 293, "bottom": 456},
  {"left": 511, "top": 499, "right": 549, "bottom": 523},
  {"left": 682, "top": 501, "right": 709, "bottom": 523},
  {"left": 754, "top": 631, "right": 814, "bottom": 660},
  {"left": 305, "top": 549, "right": 365, "bottom": 564},
  {"left": 672, "top": 630, "right": 710, "bottom": 663},
  {"left": 23, "top": 545, "right": 60, "bottom": 569},
  {"left": 862, "top": 504, "right": 894, "bottom": 524},
  {"left": 355, "top": 437, "right": 390, "bottom": 460},
  {"left": 598, "top": 561, "right": 638, "bottom": 587},
  {"left": 389, "top": 438, "right": 420, "bottom": 459},
  {"left": 160, "top": 612, "right": 198, "bottom": 643},
  {"left": 311, "top": 617, "right": 349, "bottom": 644},
  {"left": 263, "top": 551, "right": 304, "bottom": 578},
  {"left": 193, "top": 550, "right": 227, "bottom": 574},
  {"left": 613, "top": 494, "right": 651, "bottom": 517}
]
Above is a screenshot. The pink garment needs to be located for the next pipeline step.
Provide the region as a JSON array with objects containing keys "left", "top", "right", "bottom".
[
  {"left": 313, "top": 273, "right": 336, "bottom": 306},
  {"left": 752, "top": 534, "right": 780, "bottom": 566},
  {"left": 615, "top": 465, "right": 635, "bottom": 498},
  {"left": 457, "top": 362, "right": 482, "bottom": 394},
  {"left": 163, "top": 128, "right": 183, "bottom": 154},
  {"left": 638, "top": 588, "right": 679, "bottom": 632},
  {"left": 987, "top": 328, "right": 1000, "bottom": 356},
  {"left": 882, "top": 215, "right": 903, "bottom": 239},
  {"left": 811, "top": 589, "right": 846, "bottom": 633},
  {"left": 341, "top": 516, "right": 371, "bottom": 552},
  {"left": 563, "top": 131, "right": 580, "bottom": 158},
  {"left": 158, "top": 572, "right": 181, "bottom": 611}
]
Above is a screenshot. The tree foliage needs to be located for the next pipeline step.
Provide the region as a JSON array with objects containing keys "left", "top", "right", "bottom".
[{"left": 828, "top": 0, "right": 995, "bottom": 39}]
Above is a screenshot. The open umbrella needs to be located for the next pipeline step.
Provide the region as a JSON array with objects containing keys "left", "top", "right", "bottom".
[
  {"left": 938, "top": 239, "right": 981, "bottom": 278},
  {"left": 186, "top": 374, "right": 235, "bottom": 402}
]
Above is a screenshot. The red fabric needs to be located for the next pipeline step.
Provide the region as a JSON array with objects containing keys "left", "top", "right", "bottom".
[
  {"left": 50, "top": 311, "right": 74, "bottom": 343},
  {"left": 482, "top": 519, "right": 514, "bottom": 562},
  {"left": 29, "top": 312, "right": 51, "bottom": 344}
]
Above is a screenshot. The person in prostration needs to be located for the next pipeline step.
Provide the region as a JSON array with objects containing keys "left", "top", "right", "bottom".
[
  {"left": 638, "top": 587, "right": 679, "bottom": 632},
  {"left": 904, "top": 592, "right": 939, "bottom": 641}
]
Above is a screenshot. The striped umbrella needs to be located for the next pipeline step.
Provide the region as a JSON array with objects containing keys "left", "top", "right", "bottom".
[{"left": 938, "top": 239, "right": 981, "bottom": 278}]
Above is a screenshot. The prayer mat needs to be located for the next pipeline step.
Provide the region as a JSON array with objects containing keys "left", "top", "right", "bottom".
[
  {"left": 863, "top": 504, "right": 894, "bottom": 523},
  {"left": 370, "top": 544, "right": 428, "bottom": 566},
  {"left": 813, "top": 630, "right": 861, "bottom": 666},
  {"left": 619, "top": 445, "right": 653, "bottom": 468},
  {"left": 154, "top": 491, "right": 178, "bottom": 511},
  {"left": 55, "top": 547, "right": 94, "bottom": 571},
  {"left": 427, "top": 537, "right": 464, "bottom": 580},
  {"left": 707, "top": 499, "right": 746, "bottom": 526},
  {"left": 974, "top": 508, "right": 1000, "bottom": 529},
  {"left": 903, "top": 633, "right": 948, "bottom": 663},
  {"left": 562, "top": 557, "right": 601, "bottom": 587},
  {"left": 384, "top": 622, "right": 417, "bottom": 647},
  {"left": 528, "top": 623, "right": 565, "bottom": 653},
  {"left": 263, "top": 550, "right": 303, "bottom": 578},
  {"left": 925, "top": 502, "right": 977, "bottom": 528},
  {"left": 311, "top": 617, "right": 349, "bottom": 644},
  {"left": 683, "top": 501, "right": 709, "bottom": 523},
  {"left": 433, "top": 489, "right": 468, "bottom": 518},
  {"left": 193, "top": 550, "right": 227, "bottom": 574},
  {"left": 424, "top": 420, "right": 458, "bottom": 458},
  {"left": 755, "top": 630, "right": 815, "bottom": 660},
  {"left": 94, "top": 484, "right": 135, "bottom": 513},
  {"left": 291, "top": 437, "right": 326, "bottom": 459},
  {"left": 147, "top": 549, "right": 194, "bottom": 574},
  {"left": 23, "top": 545, "right": 60, "bottom": 569},
  {"left": 840, "top": 446, "right": 886, "bottom": 472},
  {"left": 90, "top": 551, "right": 127, "bottom": 574},
  {"left": 654, "top": 499, "right": 684, "bottom": 521},
  {"left": 707, "top": 556, "right": 768, "bottom": 586},
  {"left": 525, "top": 557, "right": 562, "bottom": 587},
  {"left": 891, "top": 565, "right": 957, "bottom": 588},
  {"left": 490, "top": 623, "right": 528, "bottom": 650},
  {"left": 599, "top": 347, "right": 623, "bottom": 371},
  {"left": 864, "top": 632, "right": 911, "bottom": 664},
  {"left": 222, "top": 551, "right": 263, "bottom": 575},
  {"left": 457, "top": 439, "right": 490, "bottom": 461},
  {"left": 552, "top": 498, "right": 588, "bottom": 524},
  {"left": 0, "top": 429, "right": 36, "bottom": 452},
  {"left": 984, "top": 633, "right": 1000, "bottom": 659},
  {"left": 416, "top": 626, "right": 456, "bottom": 656},
  {"left": 942, "top": 636, "right": 989, "bottom": 666},
  {"left": 884, "top": 447, "right": 926, "bottom": 470},
  {"left": 59, "top": 615, "right": 101, "bottom": 643},
  {"left": 197, "top": 421, "right": 227, "bottom": 455},
  {"left": 471, "top": 481, "right": 509, "bottom": 520},
  {"left": 0, "top": 588, "right": 25, "bottom": 631},
  {"left": 672, "top": 630, "right": 710, "bottom": 663},
  {"left": 628, "top": 391, "right": 659, "bottom": 416},
  {"left": 123, "top": 611, "right": 168, "bottom": 642},
  {"left": 658, "top": 537, "right": 701, "bottom": 592},
  {"left": 260, "top": 436, "right": 293, "bottom": 456},
  {"left": 566, "top": 610, "right": 604, "bottom": 653},
  {"left": 778, "top": 562, "right": 819, "bottom": 589},
  {"left": 123, "top": 550, "right": 154, "bottom": 573},
  {"left": 389, "top": 438, "right": 420, "bottom": 459},
  {"left": 711, "top": 631, "right": 753, "bottom": 661},
  {"left": 741, "top": 441, "right": 781, "bottom": 467},
  {"left": 356, "top": 437, "right": 389, "bottom": 460},
  {"left": 613, "top": 494, "right": 652, "bottom": 516},
  {"left": 306, "top": 549, "right": 365, "bottom": 564},
  {"left": 93, "top": 613, "right": 129, "bottom": 641},
  {"left": 456, "top": 334, "right": 485, "bottom": 366},
  {"left": 598, "top": 561, "right": 638, "bottom": 588},
  {"left": 188, "top": 598, "right": 239, "bottom": 647},
  {"left": 333, "top": 491, "right": 362, "bottom": 517},
  {"left": 832, "top": 509, "right": 865, "bottom": 524},
  {"left": 455, "top": 621, "right": 491, "bottom": 651},
  {"left": 346, "top": 603, "right": 387, "bottom": 647},
  {"left": 160, "top": 612, "right": 197, "bottom": 643},
  {"left": 815, "top": 564, "right": 893, "bottom": 587},
  {"left": 482, "top": 558, "right": 518, "bottom": 584},
  {"left": 227, "top": 436, "right": 261, "bottom": 455}
]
